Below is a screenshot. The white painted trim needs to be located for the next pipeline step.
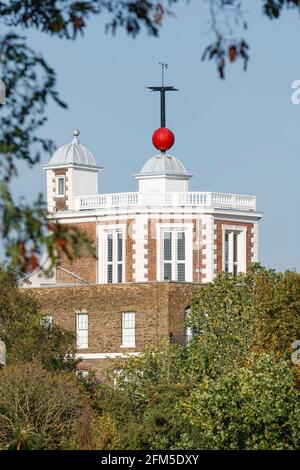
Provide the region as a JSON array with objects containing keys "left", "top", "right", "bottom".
[
  {"left": 252, "top": 222, "right": 259, "bottom": 262},
  {"left": 55, "top": 175, "right": 65, "bottom": 198},
  {"left": 201, "top": 215, "right": 215, "bottom": 283},
  {"left": 66, "top": 167, "right": 74, "bottom": 210},
  {"left": 134, "top": 174, "right": 191, "bottom": 181},
  {"left": 76, "top": 312, "right": 89, "bottom": 349},
  {"left": 43, "top": 163, "right": 102, "bottom": 171},
  {"left": 132, "top": 215, "right": 148, "bottom": 282},
  {"left": 121, "top": 311, "right": 136, "bottom": 348},
  {"left": 48, "top": 209, "right": 263, "bottom": 222},
  {"left": 75, "top": 352, "right": 141, "bottom": 360},
  {"left": 222, "top": 225, "right": 247, "bottom": 274}
]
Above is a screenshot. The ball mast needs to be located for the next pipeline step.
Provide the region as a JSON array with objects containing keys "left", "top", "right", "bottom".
[{"left": 147, "top": 62, "right": 178, "bottom": 128}]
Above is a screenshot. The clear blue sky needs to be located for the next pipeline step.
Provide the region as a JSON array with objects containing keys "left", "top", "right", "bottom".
[{"left": 10, "top": 0, "right": 300, "bottom": 272}]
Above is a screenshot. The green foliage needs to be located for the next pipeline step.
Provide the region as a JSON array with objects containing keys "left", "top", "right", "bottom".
[
  {"left": 0, "top": 362, "right": 86, "bottom": 450},
  {"left": 182, "top": 354, "right": 300, "bottom": 450},
  {"left": 250, "top": 268, "right": 300, "bottom": 357},
  {"left": 89, "top": 345, "right": 200, "bottom": 449},
  {"left": 263, "top": 0, "right": 300, "bottom": 19},
  {"left": 201, "top": 1, "right": 300, "bottom": 77},
  {"left": 83, "top": 267, "right": 300, "bottom": 450},
  {"left": 92, "top": 414, "right": 121, "bottom": 450},
  {"left": 0, "top": 29, "right": 96, "bottom": 273},
  {"left": 187, "top": 271, "right": 255, "bottom": 379},
  {"left": 187, "top": 266, "right": 300, "bottom": 380},
  {"left": 0, "top": 266, "right": 78, "bottom": 370},
  {"left": 1, "top": 266, "right": 300, "bottom": 450}
]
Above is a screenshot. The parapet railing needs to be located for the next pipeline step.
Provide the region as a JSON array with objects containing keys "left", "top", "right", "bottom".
[{"left": 75, "top": 191, "right": 256, "bottom": 211}]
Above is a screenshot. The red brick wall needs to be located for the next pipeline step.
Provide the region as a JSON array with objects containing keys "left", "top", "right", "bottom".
[
  {"left": 28, "top": 282, "right": 201, "bottom": 354},
  {"left": 56, "top": 222, "right": 97, "bottom": 284},
  {"left": 56, "top": 219, "right": 134, "bottom": 284}
]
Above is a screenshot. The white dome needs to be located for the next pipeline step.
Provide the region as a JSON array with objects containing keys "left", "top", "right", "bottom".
[
  {"left": 46, "top": 130, "right": 99, "bottom": 168},
  {"left": 136, "top": 154, "right": 191, "bottom": 178}
]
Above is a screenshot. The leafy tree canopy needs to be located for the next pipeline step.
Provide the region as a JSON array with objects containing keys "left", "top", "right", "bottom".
[
  {"left": 187, "top": 265, "right": 300, "bottom": 380},
  {"left": 0, "top": 266, "right": 78, "bottom": 370},
  {"left": 89, "top": 267, "right": 300, "bottom": 450},
  {"left": 0, "top": 362, "right": 87, "bottom": 449},
  {"left": 1, "top": 266, "right": 300, "bottom": 450},
  {"left": 182, "top": 353, "right": 300, "bottom": 450}
]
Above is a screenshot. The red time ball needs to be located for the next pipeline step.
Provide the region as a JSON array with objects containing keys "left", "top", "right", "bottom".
[{"left": 152, "top": 127, "right": 175, "bottom": 152}]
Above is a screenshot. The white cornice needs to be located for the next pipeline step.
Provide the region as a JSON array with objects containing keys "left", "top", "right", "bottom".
[
  {"left": 48, "top": 208, "right": 263, "bottom": 224},
  {"left": 75, "top": 352, "right": 140, "bottom": 360},
  {"left": 42, "top": 163, "right": 102, "bottom": 172}
]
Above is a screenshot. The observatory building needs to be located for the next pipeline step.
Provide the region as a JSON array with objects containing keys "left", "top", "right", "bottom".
[{"left": 26, "top": 77, "right": 262, "bottom": 376}]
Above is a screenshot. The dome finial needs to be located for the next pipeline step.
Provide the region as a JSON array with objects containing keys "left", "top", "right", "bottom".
[
  {"left": 73, "top": 128, "right": 80, "bottom": 137},
  {"left": 72, "top": 128, "right": 80, "bottom": 142}
]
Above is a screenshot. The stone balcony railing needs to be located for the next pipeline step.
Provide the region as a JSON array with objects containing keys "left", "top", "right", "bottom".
[{"left": 75, "top": 191, "right": 257, "bottom": 212}]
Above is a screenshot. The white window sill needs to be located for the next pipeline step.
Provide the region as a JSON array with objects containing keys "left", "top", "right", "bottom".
[
  {"left": 120, "top": 344, "right": 136, "bottom": 349},
  {"left": 77, "top": 345, "right": 89, "bottom": 350}
]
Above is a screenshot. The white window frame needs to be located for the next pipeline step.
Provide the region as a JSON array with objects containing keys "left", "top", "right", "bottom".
[
  {"left": 76, "top": 312, "right": 88, "bottom": 349},
  {"left": 121, "top": 312, "right": 136, "bottom": 348},
  {"left": 222, "top": 225, "right": 247, "bottom": 274},
  {"left": 76, "top": 369, "right": 89, "bottom": 380},
  {"left": 184, "top": 308, "right": 192, "bottom": 344},
  {"left": 105, "top": 230, "right": 124, "bottom": 283},
  {"left": 41, "top": 314, "right": 53, "bottom": 330},
  {"left": 156, "top": 223, "right": 193, "bottom": 282},
  {"left": 97, "top": 224, "right": 126, "bottom": 284},
  {"left": 56, "top": 176, "right": 65, "bottom": 197},
  {"left": 162, "top": 231, "right": 186, "bottom": 281}
]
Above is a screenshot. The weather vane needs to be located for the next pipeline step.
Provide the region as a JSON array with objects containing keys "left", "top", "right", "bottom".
[
  {"left": 147, "top": 62, "right": 178, "bottom": 128},
  {"left": 159, "top": 61, "right": 168, "bottom": 87},
  {"left": 147, "top": 62, "right": 178, "bottom": 153}
]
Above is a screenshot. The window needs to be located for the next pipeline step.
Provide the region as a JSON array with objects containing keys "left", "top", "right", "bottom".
[
  {"left": 163, "top": 231, "right": 186, "bottom": 281},
  {"left": 113, "top": 368, "right": 143, "bottom": 388},
  {"left": 76, "top": 369, "right": 89, "bottom": 380},
  {"left": 107, "top": 233, "right": 113, "bottom": 283},
  {"left": 106, "top": 231, "right": 124, "bottom": 283},
  {"left": 122, "top": 312, "right": 135, "bottom": 347},
  {"left": 163, "top": 232, "right": 172, "bottom": 280},
  {"left": 233, "top": 232, "right": 238, "bottom": 276},
  {"left": 224, "top": 232, "right": 229, "bottom": 272},
  {"left": 184, "top": 308, "right": 192, "bottom": 346},
  {"left": 41, "top": 315, "right": 52, "bottom": 336},
  {"left": 76, "top": 313, "right": 88, "bottom": 349},
  {"left": 56, "top": 176, "right": 65, "bottom": 196},
  {"left": 117, "top": 232, "right": 123, "bottom": 283},
  {"left": 113, "top": 369, "right": 122, "bottom": 388},
  {"left": 223, "top": 230, "right": 244, "bottom": 275},
  {"left": 41, "top": 314, "right": 52, "bottom": 330}
]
